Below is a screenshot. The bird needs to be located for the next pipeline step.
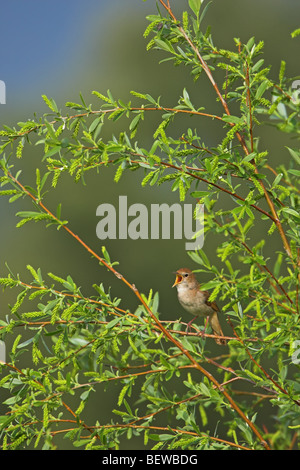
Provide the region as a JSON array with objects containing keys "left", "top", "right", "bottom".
[{"left": 172, "top": 268, "right": 226, "bottom": 346}]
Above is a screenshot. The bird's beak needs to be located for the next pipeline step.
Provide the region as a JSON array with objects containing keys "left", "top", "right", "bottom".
[{"left": 172, "top": 273, "right": 183, "bottom": 287}]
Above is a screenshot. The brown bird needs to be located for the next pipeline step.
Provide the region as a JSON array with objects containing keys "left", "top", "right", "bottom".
[{"left": 172, "top": 268, "right": 226, "bottom": 346}]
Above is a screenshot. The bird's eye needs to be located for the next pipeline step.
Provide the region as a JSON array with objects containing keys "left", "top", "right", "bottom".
[{"left": 184, "top": 273, "right": 188, "bottom": 277}]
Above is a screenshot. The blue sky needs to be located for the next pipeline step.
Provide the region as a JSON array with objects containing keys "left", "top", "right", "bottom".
[
  {"left": 0, "top": 1, "right": 105, "bottom": 85},
  {"left": 0, "top": 1, "right": 131, "bottom": 114},
  {"left": 0, "top": 0, "right": 156, "bottom": 117}
]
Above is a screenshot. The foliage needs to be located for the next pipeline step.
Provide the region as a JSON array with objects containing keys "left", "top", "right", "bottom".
[{"left": 0, "top": 0, "right": 299, "bottom": 450}]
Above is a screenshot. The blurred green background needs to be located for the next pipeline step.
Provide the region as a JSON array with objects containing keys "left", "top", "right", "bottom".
[{"left": 0, "top": 0, "right": 299, "bottom": 449}]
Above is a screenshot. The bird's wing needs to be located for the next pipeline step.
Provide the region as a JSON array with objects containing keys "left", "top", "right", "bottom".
[{"left": 203, "top": 290, "right": 219, "bottom": 312}]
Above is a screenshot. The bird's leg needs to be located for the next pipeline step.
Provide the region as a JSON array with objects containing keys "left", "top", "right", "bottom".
[
  {"left": 197, "top": 315, "right": 210, "bottom": 339},
  {"left": 186, "top": 316, "right": 197, "bottom": 334}
]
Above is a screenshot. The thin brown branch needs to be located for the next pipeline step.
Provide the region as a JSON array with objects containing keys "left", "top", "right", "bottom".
[
  {"left": 92, "top": 423, "right": 251, "bottom": 450},
  {"left": 42, "top": 421, "right": 251, "bottom": 450},
  {"left": 121, "top": 152, "right": 277, "bottom": 223}
]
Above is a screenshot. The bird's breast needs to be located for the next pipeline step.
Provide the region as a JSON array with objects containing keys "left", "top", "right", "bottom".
[{"left": 177, "top": 285, "right": 213, "bottom": 317}]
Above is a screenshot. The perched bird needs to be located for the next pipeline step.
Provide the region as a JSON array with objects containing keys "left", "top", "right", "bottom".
[{"left": 172, "top": 268, "right": 226, "bottom": 346}]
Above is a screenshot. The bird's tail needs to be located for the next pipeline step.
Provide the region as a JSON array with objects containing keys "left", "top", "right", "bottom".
[{"left": 209, "top": 311, "right": 226, "bottom": 346}]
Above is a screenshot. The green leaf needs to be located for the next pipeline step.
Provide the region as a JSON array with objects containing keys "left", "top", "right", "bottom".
[
  {"left": 151, "top": 292, "right": 159, "bottom": 315},
  {"left": 222, "top": 115, "right": 243, "bottom": 125},
  {"left": 199, "top": 382, "right": 211, "bottom": 397},
  {"left": 42, "top": 95, "right": 58, "bottom": 113},
  {"left": 182, "top": 88, "right": 195, "bottom": 110},
  {"left": 129, "top": 113, "right": 142, "bottom": 131},
  {"left": 281, "top": 208, "right": 300, "bottom": 219},
  {"left": 255, "top": 80, "right": 270, "bottom": 99},
  {"left": 158, "top": 434, "right": 174, "bottom": 441},
  {"left": 44, "top": 120, "right": 58, "bottom": 141},
  {"left": 26, "top": 265, "right": 43, "bottom": 284},
  {"left": 106, "top": 317, "right": 121, "bottom": 329},
  {"left": 291, "top": 28, "right": 300, "bottom": 38},
  {"left": 16, "top": 211, "right": 52, "bottom": 220},
  {"left": 252, "top": 59, "right": 264, "bottom": 73},
  {"left": 190, "top": 191, "right": 209, "bottom": 198},
  {"left": 286, "top": 147, "right": 300, "bottom": 165},
  {"left": 73, "top": 439, "right": 89, "bottom": 448},
  {"left": 89, "top": 116, "right": 102, "bottom": 133},
  {"left": 107, "top": 89, "right": 116, "bottom": 105},
  {"left": 43, "top": 146, "right": 61, "bottom": 159},
  {"left": 148, "top": 434, "right": 161, "bottom": 441},
  {"left": 154, "top": 38, "right": 175, "bottom": 53},
  {"left": 92, "top": 90, "right": 111, "bottom": 103},
  {"left": 193, "top": 249, "right": 211, "bottom": 268},
  {"left": 17, "top": 335, "right": 36, "bottom": 348},
  {"left": 279, "top": 60, "right": 286, "bottom": 85},
  {"left": 188, "top": 0, "right": 202, "bottom": 17}
]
